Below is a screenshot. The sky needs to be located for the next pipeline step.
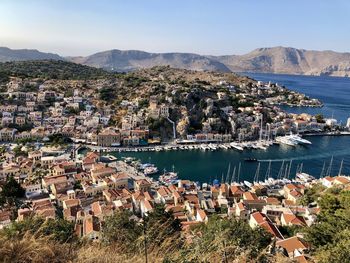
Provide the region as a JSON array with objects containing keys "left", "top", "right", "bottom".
[{"left": 1, "top": 0, "right": 350, "bottom": 56}]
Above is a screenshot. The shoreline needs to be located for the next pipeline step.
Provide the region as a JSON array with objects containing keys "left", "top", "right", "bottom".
[{"left": 76, "top": 132, "right": 350, "bottom": 154}]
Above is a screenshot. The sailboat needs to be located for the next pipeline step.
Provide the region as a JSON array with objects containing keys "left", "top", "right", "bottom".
[
  {"left": 326, "top": 156, "right": 334, "bottom": 177},
  {"left": 338, "top": 159, "right": 344, "bottom": 176},
  {"left": 253, "top": 162, "right": 261, "bottom": 185},
  {"left": 230, "top": 166, "right": 236, "bottom": 185}
]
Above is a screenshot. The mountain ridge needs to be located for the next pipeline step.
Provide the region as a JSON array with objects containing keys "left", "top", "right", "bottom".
[{"left": 1, "top": 46, "right": 350, "bottom": 77}]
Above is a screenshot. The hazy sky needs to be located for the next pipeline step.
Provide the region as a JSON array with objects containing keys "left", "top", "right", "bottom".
[{"left": 1, "top": 0, "right": 350, "bottom": 56}]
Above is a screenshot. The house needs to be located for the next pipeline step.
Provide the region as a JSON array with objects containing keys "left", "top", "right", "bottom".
[
  {"left": 276, "top": 236, "right": 310, "bottom": 259},
  {"left": 249, "top": 212, "right": 283, "bottom": 239},
  {"left": 321, "top": 176, "right": 335, "bottom": 188},
  {"left": 0, "top": 210, "right": 11, "bottom": 229},
  {"left": 97, "top": 128, "right": 121, "bottom": 147},
  {"left": 134, "top": 179, "right": 151, "bottom": 192},
  {"left": 233, "top": 202, "right": 249, "bottom": 220},
  {"left": 140, "top": 198, "right": 154, "bottom": 217},
  {"left": 196, "top": 209, "right": 208, "bottom": 223},
  {"left": 280, "top": 213, "right": 307, "bottom": 227},
  {"left": 82, "top": 215, "right": 101, "bottom": 240},
  {"left": 333, "top": 176, "right": 350, "bottom": 186}
]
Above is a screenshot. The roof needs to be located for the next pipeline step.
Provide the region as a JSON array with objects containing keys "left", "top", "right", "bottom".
[
  {"left": 335, "top": 176, "right": 350, "bottom": 184},
  {"left": 282, "top": 213, "right": 307, "bottom": 226},
  {"left": 197, "top": 209, "right": 207, "bottom": 221},
  {"left": 260, "top": 221, "right": 283, "bottom": 239},
  {"left": 230, "top": 185, "right": 244, "bottom": 195},
  {"left": 243, "top": 192, "right": 258, "bottom": 201},
  {"left": 276, "top": 236, "right": 309, "bottom": 254},
  {"left": 251, "top": 211, "right": 265, "bottom": 224}
]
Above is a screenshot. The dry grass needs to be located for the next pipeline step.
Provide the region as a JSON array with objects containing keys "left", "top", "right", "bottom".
[{"left": 0, "top": 233, "right": 75, "bottom": 263}]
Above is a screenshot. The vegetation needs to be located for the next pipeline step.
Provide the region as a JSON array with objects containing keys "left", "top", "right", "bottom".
[
  {"left": 315, "top": 114, "right": 325, "bottom": 123},
  {"left": 48, "top": 133, "right": 73, "bottom": 146},
  {"left": 304, "top": 187, "right": 350, "bottom": 262},
  {"left": 0, "top": 60, "right": 111, "bottom": 81}
]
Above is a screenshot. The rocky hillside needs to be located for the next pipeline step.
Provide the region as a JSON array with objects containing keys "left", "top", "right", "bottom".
[
  {"left": 0, "top": 47, "right": 63, "bottom": 62},
  {"left": 68, "top": 49, "right": 231, "bottom": 72},
  {"left": 69, "top": 47, "right": 350, "bottom": 77},
  {"left": 2, "top": 46, "right": 350, "bottom": 77},
  {"left": 216, "top": 46, "right": 350, "bottom": 77}
]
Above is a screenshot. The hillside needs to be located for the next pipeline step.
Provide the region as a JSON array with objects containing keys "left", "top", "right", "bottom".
[
  {"left": 2, "top": 46, "right": 350, "bottom": 77},
  {"left": 0, "top": 60, "right": 112, "bottom": 82},
  {"left": 68, "top": 49, "right": 231, "bottom": 72},
  {"left": 216, "top": 46, "right": 350, "bottom": 77},
  {"left": 0, "top": 47, "right": 63, "bottom": 62}
]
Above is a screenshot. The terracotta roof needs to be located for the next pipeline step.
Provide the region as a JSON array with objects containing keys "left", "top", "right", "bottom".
[
  {"left": 230, "top": 185, "right": 244, "bottom": 195},
  {"left": 282, "top": 213, "right": 307, "bottom": 226},
  {"left": 197, "top": 209, "right": 207, "bottom": 221},
  {"left": 251, "top": 211, "right": 265, "bottom": 224},
  {"left": 335, "top": 176, "right": 350, "bottom": 184},
  {"left": 276, "top": 236, "right": 309, "bottom": 254},
  {"left": 243, "top": 192, "right": 258, "bottom": 201},
  {"left": 259, "top": 221, "right": 283, "bottom": 239}
]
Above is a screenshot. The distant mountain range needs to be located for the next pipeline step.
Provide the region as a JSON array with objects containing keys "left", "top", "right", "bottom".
[{"left": 1, "top": 46, "right": 350, "bottom": 77}]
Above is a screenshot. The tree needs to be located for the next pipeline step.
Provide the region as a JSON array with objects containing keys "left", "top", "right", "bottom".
[
  {"left": 1, "top": 176, "right": 25, "bottom": 201},
  {"left": 102, "top": 210, "right": 142, "bottom": 252},
  {"left": 315, "top": 114, "right": 325, "bottom": 123}
]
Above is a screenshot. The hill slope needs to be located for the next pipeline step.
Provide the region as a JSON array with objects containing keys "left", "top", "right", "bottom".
[
  {"left": 0, "top": 60, "right": 111, "bottom": 81},
  {"left": 0, "top": 47, "right": 63, "bottom": 62},
  {"left": 2, "top": 46, "right": 350, "bottom": 76},
  {"left": 215, "top": 46, "right": 350, "bottom": 77},
  {"left": 68, "top": 49, "right": 232, "bottom": 72}
]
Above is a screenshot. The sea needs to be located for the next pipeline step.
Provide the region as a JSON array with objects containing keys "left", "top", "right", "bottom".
[{"left": 113, "top": 73, "right": 350, "bottom": 184}]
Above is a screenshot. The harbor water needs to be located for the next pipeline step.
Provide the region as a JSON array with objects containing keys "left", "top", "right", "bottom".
[{"left": 113, "top": 73, "right": 350, "bottom": 183}]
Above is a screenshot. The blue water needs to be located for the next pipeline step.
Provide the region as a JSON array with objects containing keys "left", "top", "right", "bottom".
[
  {"left": 114, "top": 73, "right": 350, "bottom": 183},
  {"left": 246, "top": 73, "right": 350, "bottom": 123}
]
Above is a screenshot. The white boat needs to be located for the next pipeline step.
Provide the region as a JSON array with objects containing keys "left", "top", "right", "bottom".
[
  {"left": 230, "top": 142, "right": 243, "bottom": 151},
  {"left": 144, "top": 166, "right": 159, "bottom": 175},
  {"left": 159, "top": 172, "right": 178, "bottom": 184},
  {"left": 244, "top": 180, "right": 252, "bottom": 188},
  {"left": 287, "top": 134, "right": 312, "bottom": 145},
  {"left": 276, "top": 136, "right": 298, "bottom": 146},
  {"left": 296, "top": 172, "right": 315, "bottom": 182}
]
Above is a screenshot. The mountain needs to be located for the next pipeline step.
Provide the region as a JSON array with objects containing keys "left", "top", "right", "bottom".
[
  {"left": 0, "top": 47, "right": 63, "bottom": 62},
  {"left": 2, "top": 46, "right": 350, "bottom": 77},
  {"left": 215, "top": 46, "right": 350, "bottom": 77},
  {"left": 68, "top": 49, "right": 231, "bottom": 72}
]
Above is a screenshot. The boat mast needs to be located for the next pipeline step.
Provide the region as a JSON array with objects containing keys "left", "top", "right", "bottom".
[
  {"left": 326, "top": 156, "right": 334, "bottom": 177},
  {"left": 231, "top": 166, "right": 236, "bottom": 185},
  {"left": 237, "top": 162, "right": 241, "bottom": 184},
  {"left": 287, "top": 160, "right": 292, "bottom": 179},
  {"left": 259, "top": 114, "right": 263, "bottom": 142},
  {"left": 278, "top": 160, "right": 285, "bottom": 180},
  {"left": 338, "top": 159, "right": 344, "bottom": 176},
  {"left": 284, "top": 163, "right": 289, "bottom": 179},
  {"left": 320, "top": 161, "right": 326, "bottom": 178},
  {"left": 254, "top": 162, "right": 260, "bottom": 183},
  {"left": 226, "top": 163, "right": 231, "bottom": 184},
  {"left": 265, "top": 160, "right": 271, "bottom": 180}
]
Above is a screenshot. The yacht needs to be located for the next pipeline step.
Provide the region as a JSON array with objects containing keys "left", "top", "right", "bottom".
[
  {"left": 144, "top": 166, "right": 159, "bottom": 175},
  {"left": 287, "top": 134, "right": 312, "bottom": 145},
  {"left": 276, "top": 136, "right": 298, "bottom": 146},
  {"left": 230, "top": 142, "right": 244, "bottom": 151}
]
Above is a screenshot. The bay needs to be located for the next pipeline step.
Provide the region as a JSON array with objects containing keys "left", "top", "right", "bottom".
[{"left": 113, "top": 73, "right": 350, "bottom": 183}]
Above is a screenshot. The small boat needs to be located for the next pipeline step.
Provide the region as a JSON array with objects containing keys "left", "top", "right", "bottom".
[
  {"left": 144, "top": 166, "right": 159, "bottom": 175},
  {"left": 244, "top": 158, "right": 258, "bottom": 162},
  {"left": 244, "top": 180, "right": 252, "bottom": 188},
  {"left": 159, "top": 172, "right": 178, "bottom": 184}
]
